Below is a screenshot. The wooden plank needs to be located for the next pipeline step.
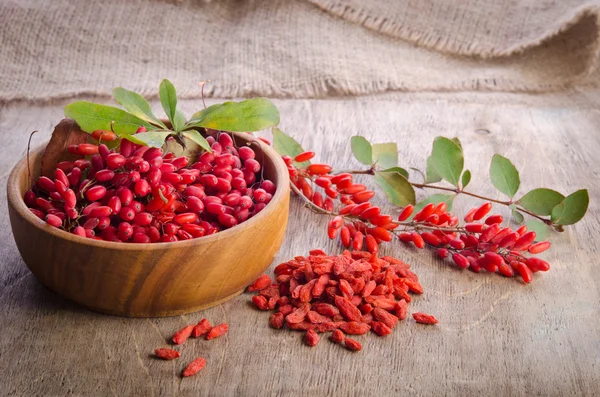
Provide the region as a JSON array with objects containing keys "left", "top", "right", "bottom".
[{"left": 1, "top": 93, "right": 599, "bottom": 396}]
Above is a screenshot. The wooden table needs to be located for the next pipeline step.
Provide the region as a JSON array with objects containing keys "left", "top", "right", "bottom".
[{"left": 1, "top": 92, "right": 599, "bottom": 396}]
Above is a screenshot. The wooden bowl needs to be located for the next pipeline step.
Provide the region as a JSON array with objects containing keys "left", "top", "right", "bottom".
[{"left": 7, "top": 133, "right": 289, "bottom": 317}]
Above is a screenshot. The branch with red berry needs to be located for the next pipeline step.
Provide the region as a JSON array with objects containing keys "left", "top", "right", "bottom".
[{"left": 272, "top": 129, "right": 589, "bottom": 283}]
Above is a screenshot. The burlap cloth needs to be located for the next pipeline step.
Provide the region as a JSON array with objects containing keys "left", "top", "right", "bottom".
[{"left": 1, "top": 0, "right": 599, "bottom": 102}]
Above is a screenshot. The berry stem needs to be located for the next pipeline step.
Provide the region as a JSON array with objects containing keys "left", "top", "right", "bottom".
[{"left": 338, "top": 169, "right": 553, "bottom": 227}]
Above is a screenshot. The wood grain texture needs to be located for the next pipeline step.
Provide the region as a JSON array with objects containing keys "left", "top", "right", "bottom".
[{"left": 1, "top": 92, "right": 599, "bottom": 396}]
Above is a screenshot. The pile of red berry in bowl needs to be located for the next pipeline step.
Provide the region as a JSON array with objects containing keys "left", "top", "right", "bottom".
[{"left": 7, "top": 120, "right": 290, "bottom": 317}]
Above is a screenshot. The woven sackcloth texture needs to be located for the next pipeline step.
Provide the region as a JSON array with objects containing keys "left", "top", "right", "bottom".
[{"left": 1, "top": 0, "right": 599, "bottom": 102}]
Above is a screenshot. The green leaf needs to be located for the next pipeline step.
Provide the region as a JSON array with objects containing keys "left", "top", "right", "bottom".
[
  {"left": 408, "top": 194, "right": 455, "bottom": 220},
  {"left": 112, "top": 87, "right": 166, "bottom": 129},
  {"left": 381, "top": 167, "right": 409, "bottom": 179},
  {"left": 186, "top": 98, "right": 279, "bottom": 132},
  {"left": 182, "top": 130, "right": 212, "bottom": 153},
  {"left": 525, "top": 219, "right": 549, "bottom": 240},
  {"left": 172, "top": 109, "right": 186, "bottom": 133},
  {"left": 425, "top": 156, "right": 442, "bottom": 183},
  {"left": 451, "top": 137, "right": 463, "bottom": 151},
  {"left": 550, "top": 189, "right": 589, "bottom": 225},
  {"left": 429, "top": 137, "right": 464, "bottom": 186},
  {"left": 123, "top": 131, "right": 172, "bottom": 148},
  {"left": 410, "top": 167, "right": 426, "bottom": 181},
  {"left": 188, "top": 103, "right": 223, "bottom": 125},
  {"left": 159, "top": 79, "right": 179, "bottom": 128},
  {"left": 351, "top": 136, "right": 373, "bottom": 166},
  {"left": 510, "top": 205, "right": 524, "bottom": 224},
  {"left": 272, "top": 128, "right": 310, "bottom": 168},
  {"left": 490, "top": 154, "right": 520, "bottom": 198},
  {"left": 374, "top": 171, "right": 415, "bottom": 207},
  {"left": 518, "top": 188, "right": 565, "bottom": 216},
  {"left": 64, "top": 101, "right": 151, "bottom": 136},
  {"left": 461, "top": 169, "right": 471, "bottom": 189},
  {"left": 372, "top": 143, "right": 398, "bottom": 169}
]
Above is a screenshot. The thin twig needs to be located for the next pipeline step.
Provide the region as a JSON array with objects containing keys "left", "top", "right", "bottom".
[{"left": 340, "top": 168, "right": 552, "bottom": 226}]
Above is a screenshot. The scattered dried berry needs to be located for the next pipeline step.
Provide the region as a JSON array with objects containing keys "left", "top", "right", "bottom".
[{"left": 182, "top": 357, "right": 207, "bottom": 377}]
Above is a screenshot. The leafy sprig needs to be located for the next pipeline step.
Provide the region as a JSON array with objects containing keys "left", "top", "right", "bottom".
[
  {"left": 273, "top": 130, "right": 589, "bottom": 235},
  {"left": 64, "top": 79, "right": 280, "bottom": 153}
]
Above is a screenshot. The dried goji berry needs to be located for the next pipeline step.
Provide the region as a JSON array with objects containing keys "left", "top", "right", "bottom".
[
  {"left": 395, "top": 300, "right": 408, "bottom": 320},
  {"left": 334, "top": 296, "right": 362, "bottom": 322},
  {"left": 269, "top": 312, "right": 285, "bottom": 329},
  {"left": 372, "top": 308, "right": 398, "bottom": 328},
  {"left": 371, "top": 321, "right": 393, "bottom": 336},
  {"left": 182, "top": 357, "right": 207, "bottom": 377},
  {"left": 339, "top": 321, "right": 370, "bottom": 335},
  {"left": 344, "top": 337, "right": 362, "bottom": 351},
  {"left": 206, "top": 323, "right": 228, "bottom": 340},
  {"left": 286, "top": 303, "right": 311, "bottom": 324},
  {"left": 412, "top": 312, "right": 438, "bottom": 325},
  {"left": 172, "top": 325, "right": 194, "bottom": 345},
  {"left": 192, "top": 319, "right": 212, "bottom": 338},
  {"left": 330, "top": 329, "right": 345, "bottom": 343},
  {"left": 248, "top": 274, "right": 272, "bottom": 291},
  {"left": 305, "top": 329, "right": 320, "bottom": 346},
  {"left": 155, "top": 348, "right": 181, "bottom": 360},
  {"left": 252, "top": 295, "right": 270, "bottom": 310}
]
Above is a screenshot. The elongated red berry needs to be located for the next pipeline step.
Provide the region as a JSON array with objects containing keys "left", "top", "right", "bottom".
[
  {"left": 513, "top": 231, "right": 536, "bottom": 251},
  {"left": 294, "top": 151, "right": 315, "bottom": 163},
  {"left": 155, "top": 348, "right": 181, "bottom": 360},
  {"left": 306, "top": 164, "right": 332, "bottom": 175},
  {"left": 526, "top": 257, "right": 550, "bottom": 272},
  {"left": 413, "top": 312, "right": 438, "bottom": 325},
  {"left": 465, "top": 223, "right": 485, "bottom": 233},
  {"left": 485, "top": 214, "right": 503, "bottom": 225},
  {"left": 172, "top": 325, "right": 195, "bottom": 345},
  {"left": 182, "top": 357, "right": 207, "bottom": 377},
  {"left": 206, "top": 323, "right": 228, "bottom": 340},
  {"left": 473, "top": 202, "right": 492, "bottom": 221},
  {"left": 411, "top": 232, "right": 425, "bottom": 249},
  {"left": 452, "top": 253, "right": 469, "bottom": 269},
  {"left": 528, "top": 241, "right": 550, "bottom": 254}
]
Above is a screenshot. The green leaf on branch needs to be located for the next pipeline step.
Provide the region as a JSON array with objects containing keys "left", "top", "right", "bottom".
[
  {"left": 272, "top": 128, "right": 310, "bottom": 168},
  {"left": 425, "top": 156, "right": 442, "bottom": 183},
  {"left": 410, "top": 167, "right": 426, "bottom": 181},
  {"left": 374, "top": 171, "right": 415, "bottom": 207},
  {"left": 64, "top": 101, "right": 151, "bottom": 136},
  {"left": 112, "top": 87, "right": 167, "bottom": 129},
  {"left": 408, "top": 194, "right": 455, "bottom": 220},
  {"left": 525, "top": 219, "right": 549, "bottom": 240},
  {"left": 461, "top": 169, "right": 471, "bottom": 189},
  {"left": 490, "top": 154, "right": 520, "bottom": 198},
  {"left": 372, "top": 143, "right": 398, "bottom": 169},
  {"left": 381, "top": 167, "right": 409, "bottom": 179},
  {"left": 159, "top": 79, "right": 180, "bottom": 129},
  {"left": 172, "top": 109, "right": 186, "bottom": 133},
  {"left": 509, "top": 204, "right": 525, "bottom": 224},
  {"left": 518, "top": 188, "right": 565, "bottom": 216},
  {"left": 550, "top": 189, "right": 589, "bottom": 225},
  {"left": 351, "top": 136, "right": 373, "bottom": 166},
  {"left": 451, "top": 137, "right": 463, "bottom": 151},
  {"left": 429, "top": 137, "right": 464, "bottom": 187},
  {"left": 182, "top": 130, "right": 212, "bottom": 153},
  {"left": 186, "top": 98, "right": 279, "bottom": 132},
  {"left": 123, "top": 131, "right": 172, "bottom": 148},
  {"left": 187, "top": 103, "right": 223, "bottom": 125}
]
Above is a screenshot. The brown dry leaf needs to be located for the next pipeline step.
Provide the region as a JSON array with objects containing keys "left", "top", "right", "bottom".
[{"left": 41, "top": 118, "right": 88, "bottom": 177}]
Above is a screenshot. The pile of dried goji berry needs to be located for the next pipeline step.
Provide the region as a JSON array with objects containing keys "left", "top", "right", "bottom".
[
  {"left": 24, "top": 128, "right": 276, "bottom": 242},
  {"left": 248, "top": 250, "right": 437, "bottom": 351},
  {"left": 154, "top": 317, "right": 229, "bottom": 377}
]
